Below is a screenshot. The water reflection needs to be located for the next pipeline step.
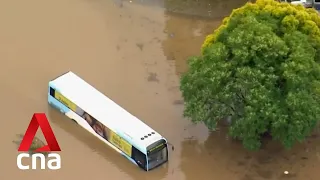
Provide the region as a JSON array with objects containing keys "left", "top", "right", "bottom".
[{"left": 162, "top": 13, "right": 221, "bottom": 75}]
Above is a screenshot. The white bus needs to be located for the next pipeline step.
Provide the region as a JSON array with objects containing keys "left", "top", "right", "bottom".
[{"left": 47, "top": 71, "right": 168, "bottom": 171}]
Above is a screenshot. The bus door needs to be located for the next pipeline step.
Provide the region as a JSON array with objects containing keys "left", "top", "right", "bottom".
[{"left": 132, "top": 146, "right": 147, "bottom": 171}]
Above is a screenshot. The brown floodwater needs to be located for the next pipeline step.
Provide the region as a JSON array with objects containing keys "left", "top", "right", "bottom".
[{"left": 0, "top": 0, "right": 319, "bottom": 179}]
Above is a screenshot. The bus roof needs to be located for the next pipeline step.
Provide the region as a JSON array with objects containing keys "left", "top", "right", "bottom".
[{"left": 50, "top": 71, "right": 165, "bottom": 149}]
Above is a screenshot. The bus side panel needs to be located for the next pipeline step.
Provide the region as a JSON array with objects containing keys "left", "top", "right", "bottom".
[
  {"left": 49, "top": 83, "right": 146, "bottom": 153},
  {"left": 48, "top": 83, "right": 70, "bottom": 114},
  {"left": 48, "top": 93, "right": 138, "bottom": 167},
  {"left": 48, "top": 93, "right": 70, "bottom": 114},
  {"left": 122, "top": 151, "right": 138, "bottom": 166},
  {"left": 65, "top": 107, "right": 139, "bottom": 167}
]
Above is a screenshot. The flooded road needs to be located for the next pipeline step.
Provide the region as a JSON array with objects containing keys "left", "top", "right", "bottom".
[{"left": 0, "top": 0, "right": 319, "bottom": 179}]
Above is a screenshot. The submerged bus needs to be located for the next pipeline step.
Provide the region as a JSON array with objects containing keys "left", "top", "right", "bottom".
[{"left": 47, "top": 71, "right": 168, "bottom": 171}]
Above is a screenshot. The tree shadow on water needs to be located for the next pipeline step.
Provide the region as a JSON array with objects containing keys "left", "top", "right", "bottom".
[
  {"left": 237, "top": 128, "right": 320, "bottom": 180},
  {"left": 179, "top": 125, "right": 243, "bottom": 180},
  {"left": 180, "top": 125, "right": 320, "bottom": 180}
]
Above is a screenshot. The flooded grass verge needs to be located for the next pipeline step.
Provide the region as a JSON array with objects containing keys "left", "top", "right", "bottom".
[
  {"left": 163, "top": 0, "right": 248, "bottom": 18},
  {"left": 13, "top": 134, "right": 48, "bottom": 156},
  {"left": 121, "top": 0, "right": 248, "bottom": 18}
]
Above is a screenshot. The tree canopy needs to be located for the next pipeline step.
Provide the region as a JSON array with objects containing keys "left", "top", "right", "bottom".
[{"left": 180, "top": 0, "right": 320, "bottom": 150}]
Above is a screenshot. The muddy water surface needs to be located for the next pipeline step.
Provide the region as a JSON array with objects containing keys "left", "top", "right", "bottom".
[{"left": 0, "top": 0, "right": 319, "bottom": 180}]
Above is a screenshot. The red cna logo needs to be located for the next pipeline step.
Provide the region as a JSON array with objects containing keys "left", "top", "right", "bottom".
[{"left": 17, "top": 113, "right": 61, "bottom": 170}]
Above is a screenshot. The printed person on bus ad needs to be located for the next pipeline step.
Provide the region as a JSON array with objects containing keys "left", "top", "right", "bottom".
[{"left": 82, "top": 112, "right": 109, "bottom": 140}]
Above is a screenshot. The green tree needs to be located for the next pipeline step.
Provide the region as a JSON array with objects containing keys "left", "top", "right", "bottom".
[{"left": 180, "top": 0, "right": 320, "bottom": 150}]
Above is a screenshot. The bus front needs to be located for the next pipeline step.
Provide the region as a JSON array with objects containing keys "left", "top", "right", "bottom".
[{"left": 146, "top": 139, "right": 168, "bottom": 170}]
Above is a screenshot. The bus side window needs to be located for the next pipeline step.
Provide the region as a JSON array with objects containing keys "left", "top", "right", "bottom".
[{"left": 132, "top": 146, "right": 147, "bottom": 170}]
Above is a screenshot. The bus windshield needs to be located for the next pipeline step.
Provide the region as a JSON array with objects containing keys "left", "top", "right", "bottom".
[{"left": 148, "top": 145, "right": 168, "bottom": 170}]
